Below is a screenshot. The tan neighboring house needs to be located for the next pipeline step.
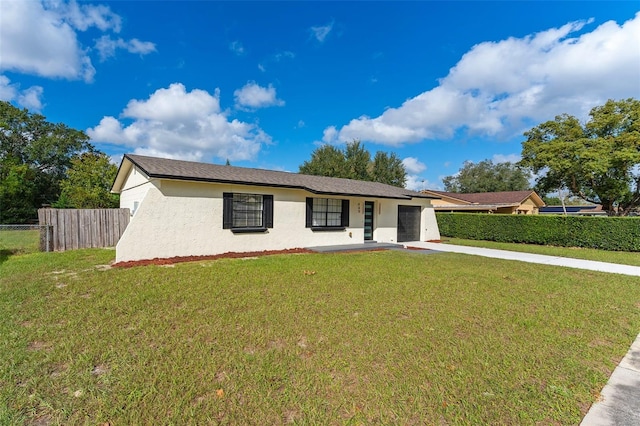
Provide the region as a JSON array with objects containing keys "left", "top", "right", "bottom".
[
  {"left": 111, "top": 154, "right": 441, "bottom": 263},
  {"left": 421, "top": 190, "right": 545, "bottom": 214}
]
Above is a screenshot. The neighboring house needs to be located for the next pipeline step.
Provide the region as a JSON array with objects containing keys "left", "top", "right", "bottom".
[
  {"left": 421, "top": 190, "right": 545, "bottom": 214},
  {"left": 539, "top": 205, "right": 607, "bottom": 216},
  {"left": 111, "top": 154, "right": 441, "bottom": 263}
]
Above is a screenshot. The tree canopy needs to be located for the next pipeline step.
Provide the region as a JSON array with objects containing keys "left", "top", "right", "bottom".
[
  {"left": 299, "top": 140, "right": 407, "bottom": 187},
  {"left": 442, "top": 159, "right": 531, "bottom": 193},
  {"left": 54, "top": 152, "right": 120, "bottom": 209},
  {"left": 519, "top": 98, "right": 640, "bottom": 216},
  {"left": 0, "top": 101, "right": 93, "bottom": 222}
]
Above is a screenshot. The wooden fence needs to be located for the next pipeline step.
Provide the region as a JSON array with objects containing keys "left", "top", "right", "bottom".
[{"left": 38, "top": 208, "right": 130, "bottom": 252}]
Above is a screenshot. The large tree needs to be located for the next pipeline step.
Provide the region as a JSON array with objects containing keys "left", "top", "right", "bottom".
[
  {"left": 370, "top": 151, "right": 406, "bottom": 188},
  {"left": 299, "top": 140, "right": 407, "bottom": 187},
  {"left": 443, "top": 160, "right": 531, "bottom": 193},
  {"left": 0, "top": 101, "right": 92, "bottom": 222},
  {"left": 519, "top": 98, "right": 640, "bottom": 216},
  {"left": 54, "top": 152, "right": 119, "bottom": 209}
]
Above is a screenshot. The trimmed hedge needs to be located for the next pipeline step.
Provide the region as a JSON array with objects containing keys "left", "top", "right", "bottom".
[{"left": 436, "top": 213, "right": 640, "bottom": 252}]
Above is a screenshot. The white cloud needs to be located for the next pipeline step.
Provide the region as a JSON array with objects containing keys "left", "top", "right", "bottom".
[
  {"left": 401, "top": 157, "right": 431, "bottom": 191},
  {"left": 234, "top": 82, "right": 284, "bottom": 109},
  {"left": 310, "top": 20, "right": 334, "bottom": 43},
  {"left": 229, "top": 40, "right": 245, "bottom": 56},
  {"left": 0, "top": 75, "right": 44, "bottom": 111},
  {"left": 87, "top": 83, "right": 272, "bottom": 162},
  {"left": 402, "top": 157, "right": 427, "bottom": 174},
  {"left": 0, "top": 0, "right": 155, "bottom": 82},
  {"left": 322, "top": 126, "right": 339, "bottom": 144},
  {"left": 258, "top": 50, "right": 295, "bottom": 72},
  {"left": 274, "top": 51, "right": 295, "bottom": 61},
  {"left": 51, "top": 0, "right": 122, "bottom": 32},
  {"left": 325, "top": 13, "right": 640, "bottom": 146},
  {"left": 95, "top": 36, "right": 157, "bottom": 61},
  {"left": 492, "top": 153, "right": 521, "bottom": 164},
  {"left": 405, "top": 175, "right": 437, "bottom": 192}
]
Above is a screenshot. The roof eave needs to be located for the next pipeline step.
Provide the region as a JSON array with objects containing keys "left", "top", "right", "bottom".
[
  {"left": 111, "top": 157, "right": 133, "bottom": 194},
  {"left": 145, "top": 174, "right": 420, "bottom": 200}
]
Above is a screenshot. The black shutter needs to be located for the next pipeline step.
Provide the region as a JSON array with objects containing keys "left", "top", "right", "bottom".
[
  {"left": 341, "top": 199, "right": 350, "bottom": 227},
  {"left": 223, "top": 193, "right": 233, "bottom": 229},
  {"left": 305, "top": 198, "right": 313, "bottom": 228},
  {"left": 263, "top": 195, "right": 273, "bottom": 228}
]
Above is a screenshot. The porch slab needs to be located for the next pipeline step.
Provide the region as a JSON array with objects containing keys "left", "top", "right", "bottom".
[{"left": 306, "top": 242, "right": 433, "bottom": 253}]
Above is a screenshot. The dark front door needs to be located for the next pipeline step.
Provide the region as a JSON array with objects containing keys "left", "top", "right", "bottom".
[
  {"left": 364, "top": 201, "right": 374, "bottom": 241},
  {"left": 397, "top": 205, "right": 420, "bottom": 242}
]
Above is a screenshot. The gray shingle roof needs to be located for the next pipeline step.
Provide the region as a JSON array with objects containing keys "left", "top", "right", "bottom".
[{"left": 117, "top": 154, "right": 435, "bottom": 200}]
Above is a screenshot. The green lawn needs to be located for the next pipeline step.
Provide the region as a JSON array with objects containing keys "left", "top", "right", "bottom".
[
  {"left": 443, "top": 238, "right": 640, "bottom": 266},
  {"left": 0, "top": 229, "right": 40, "bottom": 256},
  {"left": 1, "top": 248, "right": 639, "bottom": 424}
]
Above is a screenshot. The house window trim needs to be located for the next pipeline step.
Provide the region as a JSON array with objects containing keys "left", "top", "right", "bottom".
[
  {"left": 223, "top": 192, "right": 273, "bottom": 232},
  {"left": 305, "top": 197, "right": 349, "bottom": 231}
]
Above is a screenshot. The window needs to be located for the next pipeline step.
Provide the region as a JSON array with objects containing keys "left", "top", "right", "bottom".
[
  {"left": 233, "top": 193, "right": 263, "bottom": 227},
  {"left": 306, "top": 198, "right": 349, "bottom": 230},
  {"left": 223, "top": 193, "right": 273, "bottom": 232}
]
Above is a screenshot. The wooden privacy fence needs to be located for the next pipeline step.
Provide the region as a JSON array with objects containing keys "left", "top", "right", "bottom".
[{"left": 38, "top": 208, "right": 130, "bottom": 252}]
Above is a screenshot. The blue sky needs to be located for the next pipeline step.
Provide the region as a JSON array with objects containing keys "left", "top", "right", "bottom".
[{"left": 1, "top": 1, "right": 639, "bottom": 190}]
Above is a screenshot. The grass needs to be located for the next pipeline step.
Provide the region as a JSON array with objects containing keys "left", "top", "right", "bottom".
[
  {"left": 0, "top": 229, "right": 40, "bottom": 257},
  {"left": 1, "top": 248, "right": 639, "bottom": 424},
  {"left": 443, "top": 238, "right": 640, "bottom": 266}
]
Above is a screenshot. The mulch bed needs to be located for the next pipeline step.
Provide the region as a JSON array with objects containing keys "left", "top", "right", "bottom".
[
  {"left": 112, "top": 248, "right": 314, "bottom": 268},
  {"left": 112, "top": 242, "right": 436, "bottom": 268}
]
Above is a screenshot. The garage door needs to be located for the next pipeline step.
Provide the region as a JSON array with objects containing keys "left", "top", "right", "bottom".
[{"left": 397, "top": 205, "right": 421, "bottom": 242}]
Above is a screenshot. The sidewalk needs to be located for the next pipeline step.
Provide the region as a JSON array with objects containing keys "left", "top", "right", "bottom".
[
  {"left": 405, "top": 241, "right": 640, "bottom": 424},
  {"left": 407, "top": 241, "right": 640, "bottom": 277},
  {"left": 580, "top": 334, "right": 640, "bottom": 425}
]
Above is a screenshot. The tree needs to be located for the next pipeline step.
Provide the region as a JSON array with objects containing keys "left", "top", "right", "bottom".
[
  {"left": 0, "top": 101, "right": 92, "bottom": 222},
  {"left": 371, "top": 151, "right": 406, "bottom": 188},
  {"left": 299, "top": 144, "right": 346, "bottom": 177},
  {"left": 343, "top": 140, "right": 371, "bottom": 181},
  {"left": 443, "top": 160, "right": 531, "bottom": 193},
  {"left": 54, "top": 152, "right": 119, "bottom": 208},
  {"left": 519, "top": 98, "right": 640, "bottom": 216},
  {"left": 299, "top": 140, "right": 407, "bottom": 187}
]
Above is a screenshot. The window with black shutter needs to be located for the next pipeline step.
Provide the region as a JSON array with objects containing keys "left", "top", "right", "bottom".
[
  {"left": 305, "top": 197, "right": 349, "bottom": 230},
  {"left": 223, "top": 192, "right": 273, "bottom": 233}
]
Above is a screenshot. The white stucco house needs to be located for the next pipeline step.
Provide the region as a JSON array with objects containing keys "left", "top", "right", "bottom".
[{"left": 111, "top": 154, "right": 441, "bottom": 263}]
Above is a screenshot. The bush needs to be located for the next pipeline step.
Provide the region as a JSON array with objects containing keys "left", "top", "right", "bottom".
[{"left": 436, "top": 213, "right": 640, "bottom": 252}]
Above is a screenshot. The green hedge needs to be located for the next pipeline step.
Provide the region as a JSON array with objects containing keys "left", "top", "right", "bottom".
[{"left": 436, "top": 213, "right": 640, "bottom": 252}]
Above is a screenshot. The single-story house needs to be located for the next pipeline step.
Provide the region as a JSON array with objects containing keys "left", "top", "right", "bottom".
[
  {"left": 111, "top": 154, "right": 441, "bottom": 263},
  {"left": 420, "top": 190, "right": 545, "bottom": 214}
]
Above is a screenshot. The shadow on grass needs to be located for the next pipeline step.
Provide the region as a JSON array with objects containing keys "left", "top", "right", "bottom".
[{"left": 0, "top": 249, "right": 17, "bottom": 265}]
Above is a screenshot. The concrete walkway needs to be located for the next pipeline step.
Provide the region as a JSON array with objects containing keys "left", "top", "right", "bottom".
[
  {"left": 580, "top": 334, "right": 640, "bottom": 425},
  {"left": 406, "top": 241, "right": 640, "bottom": 277}
]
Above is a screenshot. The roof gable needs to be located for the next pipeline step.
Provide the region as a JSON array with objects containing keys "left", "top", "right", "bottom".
[{"left": 112, "top": 154, "right": 435, "bottom": 200}]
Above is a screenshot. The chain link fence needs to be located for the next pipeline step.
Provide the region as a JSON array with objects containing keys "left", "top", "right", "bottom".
[{"left": 0, "top": 224, "right": 53, "bottom": 254}]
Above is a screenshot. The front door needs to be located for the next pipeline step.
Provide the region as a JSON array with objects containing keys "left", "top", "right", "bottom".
[{"left": 364, "top": 201, "right": 374, "bottom": 241}]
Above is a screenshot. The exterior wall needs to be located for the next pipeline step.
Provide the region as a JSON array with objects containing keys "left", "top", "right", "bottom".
[
  {"left": 496, "top": 198, "right": 539, "bottom": 214},
  {"left": 517, "top": 197, "right": 539, "bottom": 214},
  {"left": 119, "top": 166, "right": 155, "bottom": 217},
  {"left": 115, "top": 177, "right": 440, "bottom": 262},
  {"left": 371, "top": 198, "right": 439, "bottom": 243},
  {"left": 430, "top": 196, "right": 466, "bottom": 207}
]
